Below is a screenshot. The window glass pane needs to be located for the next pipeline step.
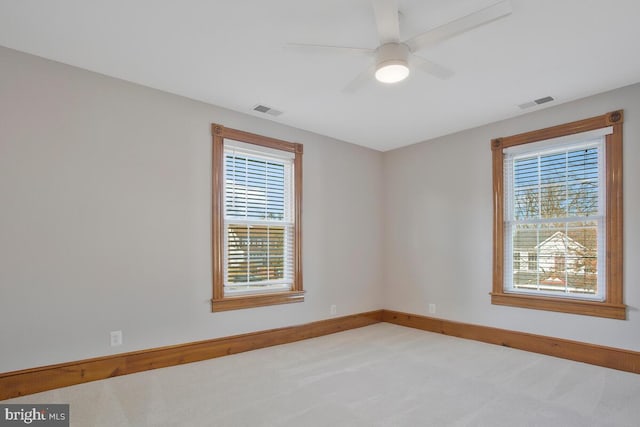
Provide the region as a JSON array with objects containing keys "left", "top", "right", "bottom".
[
  {"left": 566, "top": 223, "right": 599, "bottom": 293},
  {"left": 225, "top": 224, "right": 291, "bottom": 291},
  {"left": 511, "top": 221, "right": 598, "bottom": 296},
  {"left": 225, "top": 153, "right": 287, "bottom": 221},
  {"left": 227, "top": 224, "right": 249, "bottom": 283},
  {"left": 513, "top": 146, "right": 599, "bottom": 221},
  {"left": 567, "top": 148, "right": 599, "bottom": 216},
  {"left": 513, "top": 157, "right": 539, "bottom": 220}
]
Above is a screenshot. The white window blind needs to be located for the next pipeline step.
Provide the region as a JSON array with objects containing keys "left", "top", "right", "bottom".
[
  {"left": 223, "top": 142, "right": 294, "bottom": 295},
  {"left": 503, "top": 133, "right": 606, "bottom": 300}
]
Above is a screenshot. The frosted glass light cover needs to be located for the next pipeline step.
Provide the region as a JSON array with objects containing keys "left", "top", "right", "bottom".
[{"left": 375, "top": 62, "right": 410, "bottom": 83}]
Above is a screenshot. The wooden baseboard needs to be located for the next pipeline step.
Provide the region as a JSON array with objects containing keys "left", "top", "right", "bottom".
[
  {"left": 4, "top": 308, "right": 638, "bottom": 400},
  {"left": 0, "top": 310, "right": 383, "bottom": 401},
  {"left": 382, "top": 309, "right": 640, "bottom": 374}
]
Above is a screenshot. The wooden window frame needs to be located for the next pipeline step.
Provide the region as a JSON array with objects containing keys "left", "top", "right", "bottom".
[
  {"left": 211, "top": 124, "right": 304, "bottom": 312},
  {"left": 491, "top": 111, "right": 624, "bottom": 319}
]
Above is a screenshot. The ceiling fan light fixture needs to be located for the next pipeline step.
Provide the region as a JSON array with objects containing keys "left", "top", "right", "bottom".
[
  {"left": 375, "top": 60, "right": 410, "bottom": 83},
  {"left": 374, "top": 42, "right": 411, "bottom": 84}
]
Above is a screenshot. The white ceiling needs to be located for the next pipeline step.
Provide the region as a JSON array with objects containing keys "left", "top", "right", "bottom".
[{"left": 1, "top": 0, "right": 639, "bottom": 151}]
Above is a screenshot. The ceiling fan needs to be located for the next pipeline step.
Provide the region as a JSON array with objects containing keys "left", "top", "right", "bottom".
[{"left": 288, "top": 0, "right": 512, "bottom": 91}]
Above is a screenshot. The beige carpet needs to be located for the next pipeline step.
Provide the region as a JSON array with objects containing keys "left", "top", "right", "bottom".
[{"left": 6, "top": 323, "right": 640, "bottom": 426}]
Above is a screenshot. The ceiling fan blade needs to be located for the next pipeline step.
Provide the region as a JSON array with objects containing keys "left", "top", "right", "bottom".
[
  {"left": 342, "top": 66, "right": 375, "bottom": 93},
  {"left": 412, "top": 55, "right": 454, "bottom": 80},
  {"left": 406, "top": 0, "right": 512, "bottom": 52},
  {"left": 285, "top": 43, "right": 374, "bottom": 56},
  {"left": 372, "top": 0, "right": 400, "bottom": 43}
]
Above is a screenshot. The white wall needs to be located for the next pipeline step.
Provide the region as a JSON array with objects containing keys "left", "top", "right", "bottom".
[
  {"left": 383, "top": 83, "right": 640, "bottom": 351},
  {"left": 0, "top": 46, "right": 384, "bottom": 373}
]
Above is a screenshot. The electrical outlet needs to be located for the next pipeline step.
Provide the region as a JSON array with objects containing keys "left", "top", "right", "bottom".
[
  {"left": 428, "top": 304, "right": 436, "bottom": 314},
  {"left": 330, "top": 305, "right": 337, "bottom": 316},
  {"left": 110, "top": 330, "right": 123, "bottom": 347}
]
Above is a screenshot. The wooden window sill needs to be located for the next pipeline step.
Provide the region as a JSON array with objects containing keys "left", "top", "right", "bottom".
[
  {"left": 211, "top": 290, "right": 305, "bottom": 312},
  {"left": 491, "top": 292, "right": 626, "bottom": 319}
]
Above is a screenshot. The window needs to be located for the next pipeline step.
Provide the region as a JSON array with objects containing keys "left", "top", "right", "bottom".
[
  {"left": 212, "top": 124, "right": 303, "bottom": 311},
  {"left": 507, "top": 139, "right": 603, "bottom": 299},
  {"left": 491, "top": 111, "right": 624, "bottom": 319}
]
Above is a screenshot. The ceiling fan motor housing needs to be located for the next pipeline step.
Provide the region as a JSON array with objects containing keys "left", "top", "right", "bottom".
[{"left": 375, "top": 42, "right": 410, "bottom": 83}]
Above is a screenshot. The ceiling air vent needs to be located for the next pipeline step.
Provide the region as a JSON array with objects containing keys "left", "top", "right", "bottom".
[
  {"left": 534, "top": 96, "right": 554, "bottom": 105},
  {"left": 252, "top": 104, "right": 283, "bottom": 117},
  {"left": 518, "top": 96, "right": 555, "bottom": 110}
]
